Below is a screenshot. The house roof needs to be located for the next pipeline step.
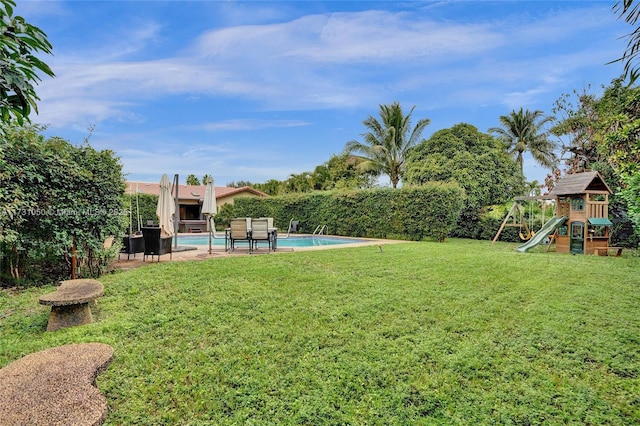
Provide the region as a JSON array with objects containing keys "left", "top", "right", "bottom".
[
  {"left": 126, "top": 182, "right": 268, "bottom": 201},
  {"left": 548, "top": 171, "right": 612, "bottom": 196}
]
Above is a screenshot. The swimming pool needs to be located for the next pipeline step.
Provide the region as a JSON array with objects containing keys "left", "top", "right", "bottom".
[{"left": 176, "top": 234, "right": 366, "bottom": 248}]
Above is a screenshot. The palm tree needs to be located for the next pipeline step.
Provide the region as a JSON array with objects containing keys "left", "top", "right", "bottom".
[
  {"left": 611, "top": 0, "right": 640, "bottom": 82},
  {"left": 489, "top": 108, "right": 557, "bottom": 177},
  {"left": 186, "top": 174, "right": 200, "bottom": 185},
  {"left": 345, "top": 102, "right": 430, "bottom": 188}
]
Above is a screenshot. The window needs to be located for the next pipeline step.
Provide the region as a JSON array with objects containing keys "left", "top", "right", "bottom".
[
  {"left": 589, "top": 225, "right": 607, "bottom": 237},
  {"left": 557, "top": 198, "right": 570, "bottom": 217},
  {"left": 180, "top": 204, "right": 201, "bottom": 220},
  {"left": 587, "top": 218, "right": 612, "bottom": 238},
  {"left": 571, "top": 197, "right": 584, "bottom": 211},
  {"left": 571, "top": 222, "right": 584, "bottom": 239}
]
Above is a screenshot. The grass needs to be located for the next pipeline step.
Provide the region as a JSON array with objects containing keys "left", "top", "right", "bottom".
[{"left": 1, "top": 239, "right": 639, "bottom": 425}]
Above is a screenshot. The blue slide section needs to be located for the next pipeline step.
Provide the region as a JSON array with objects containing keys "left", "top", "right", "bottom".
[{"left": 515, "top": 216, "right": 567, "bottom": 253}]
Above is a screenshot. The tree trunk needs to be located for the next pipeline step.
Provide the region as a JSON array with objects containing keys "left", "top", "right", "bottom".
[
  {"left": 71, "top": 238, "right": 77, "bottom": 280},
  {"left": 10, "top": 245, "right": 19, "bottom": 279}
]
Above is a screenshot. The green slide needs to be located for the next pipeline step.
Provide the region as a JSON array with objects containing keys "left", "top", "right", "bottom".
[{"left": 515, "top": 216, "right": 567, "bottom": 253}]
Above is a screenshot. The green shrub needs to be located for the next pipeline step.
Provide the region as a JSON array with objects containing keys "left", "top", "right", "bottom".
[
  {"left": 0, "top": 125, "right": 126, "bottom": 286},
  {"left": 232, "top": 183, "right": 465, "bottom": 241},
  {"left": 123, "top": 193, "right": 158, "bottom": 232}
]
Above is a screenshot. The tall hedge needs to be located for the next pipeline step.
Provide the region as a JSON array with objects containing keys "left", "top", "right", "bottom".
[
  {"left": 0, "top": 125, "right": 126, "bottom": 286},
  {"left": 123, "top": 192, "right": 158, "bottom": 232},
  {"left": 231, "top": 182, "right": 465, "bottom": 241}
]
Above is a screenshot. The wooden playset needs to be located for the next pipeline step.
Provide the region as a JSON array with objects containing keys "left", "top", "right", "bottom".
[
  {"left": 492, "top": 195, "right": 553, "bottom": 243},
  {"left": 547, "top": 171, "right": 613, "bottom": 255},
  {"left": 495, "top": 171, "right": 616, "bottom": 255}
]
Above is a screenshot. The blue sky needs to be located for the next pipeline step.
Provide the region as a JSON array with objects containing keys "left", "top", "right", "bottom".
[{"left": 18, "top": 1, "right": 631, "bottom": 187}]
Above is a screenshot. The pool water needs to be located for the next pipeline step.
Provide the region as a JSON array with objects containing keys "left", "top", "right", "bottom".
[{"left": 176, "top": 235, "right": 365, "bottom": 248}]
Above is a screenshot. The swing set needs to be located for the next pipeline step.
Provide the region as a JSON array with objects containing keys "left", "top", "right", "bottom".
[{"left": 492, "top": 196, "right": 554, "bottom": 243}]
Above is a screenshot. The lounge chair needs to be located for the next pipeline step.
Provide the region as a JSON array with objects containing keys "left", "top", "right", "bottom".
[
  {"left": 229, "top": 218, "right": 252, "bottom": 253},
  {"left": 251, "top": 218, "right": 271, "bottom": 251},
  {"left": 141, "top": 227, "right": 172, "bottom": 262}
]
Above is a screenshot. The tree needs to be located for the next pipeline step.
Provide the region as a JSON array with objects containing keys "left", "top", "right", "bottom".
[
  {"left": 489, "top": 108, "right": 557, "bottom": 177},
  {"left": 221, "top": 153, "right": 377, "bottom": 196},
  {"left": 611, "top": 0, "right": 640, "bottom": 82},
  {"left": 584, "top": 79, "right": 640, "bottom": 241},
  {"left": 227, "top": 180, "right": 253, "bottom": 188},
  {"left": 281, "top": 171, "right": 314, "bottom": 193},
  {"left": 552, "top": 78, "right": 640, "bottom": 245},
  {"left": 596, "top": 79, "right": 640, "bottom": 175},
  {"left": 252, "top": 179, "right": 282, "bottom": 196},
  {"left": 0, "top": 0, "right": 54, "bottom": 125},
  {"left": 186, "top": 174, "right": 200, "bottom": 185},
  {"left": 551, "top": 86, "right": 603, "bottom": 173},
  {"left": 345, "top": 102, "right": 430, "bottom": 188},
  {"left": 310, "top": 153, "right": 376, "bottom": 191},
  {"left": 1, "top": 124, "right": 126, "bottom": 284},
  {"left": 201, "top": 174, "right": 211, "bottom": 185},
  {"left": 405, "top": 123, "right": 524, "bottom": 238}
]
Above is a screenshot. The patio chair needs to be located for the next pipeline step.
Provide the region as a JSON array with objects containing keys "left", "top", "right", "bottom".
[
  {"left": 258, "top": 217, "right": 274, "bottom": 229},
  {"left": 103, "top": 236, "right": 114, "bottom": 250},
  {"left": 229, "top": 218, "right": 252, "bottom": 253},
  {"left": 100, "top": 236, "right": 115, "bottom": 268},
  {"left": 119, "top": 233, "right": 145, "bottom": 260},
  {"left": 251, "top": 218, "right": 272, "bottom": 251},
  {"left": 141, "top": 227, "right": 172, "bottom": 262}
]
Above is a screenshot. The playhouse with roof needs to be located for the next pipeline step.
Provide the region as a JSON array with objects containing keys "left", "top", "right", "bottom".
[
  {"left": 512, "top": 171, "right": 614, "bottom": 254},
  {"left": 548, "top": 171, "right": 613, "bottom": 254}
]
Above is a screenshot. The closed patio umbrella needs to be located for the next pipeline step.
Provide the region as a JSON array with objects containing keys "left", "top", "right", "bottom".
[
  {"left": 156, "top": 174, "right": 175, "bottom": 236},
  {"left": 201, "top": 176, "right": 217, "bottom": 253}
]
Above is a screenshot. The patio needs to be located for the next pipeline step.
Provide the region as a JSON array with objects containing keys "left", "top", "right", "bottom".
[{"left": 110, "top": 234, "right": 392, "bottom": 271}]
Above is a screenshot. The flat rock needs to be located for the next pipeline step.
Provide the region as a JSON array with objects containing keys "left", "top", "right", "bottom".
[
  {"left": 0, "top": 343, "right": 114, "bottom": 426},
  {"left": 39, "top": 279, "right": 104, "bottom": 306}
]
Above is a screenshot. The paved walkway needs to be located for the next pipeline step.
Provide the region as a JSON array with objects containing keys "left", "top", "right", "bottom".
[
  {"left": 112, "top": 235, "right": 395, "bottom": 271},
  {"left": 0, "top": 343, "right": 114, "bottom": 426},
  {"left": 113, "top": 245, "right": 239, "bottom": 271}
]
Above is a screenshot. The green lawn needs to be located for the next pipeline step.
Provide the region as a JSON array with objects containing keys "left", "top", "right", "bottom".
[{"left": 1, "top": 239, "right": 639, "bottom": 425}]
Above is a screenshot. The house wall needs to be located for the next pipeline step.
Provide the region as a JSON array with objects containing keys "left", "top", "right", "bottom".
[{"left": 217, "top": 192, "right": 257, "bottom": 206}]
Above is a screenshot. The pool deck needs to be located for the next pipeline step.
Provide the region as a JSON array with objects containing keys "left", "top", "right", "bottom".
[{"left": 112, "top": 234, "right": 403, "bottom": 271}]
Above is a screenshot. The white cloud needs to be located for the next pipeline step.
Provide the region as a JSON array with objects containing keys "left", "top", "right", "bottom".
[
  {"left": 34, "top": 97, "right": 139, "bottom": 131},
  {"left": 39, "top": 5, "right": 608, "bottom": 125},
  {"left": 190, "top": 119, "right": 311, "bottom": 132},
  {"left": 193, "top": 10, "right": 503, "bottom": 64},
  {"left": 33, "top": 0, "right": 629, "bottom": 176}
]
